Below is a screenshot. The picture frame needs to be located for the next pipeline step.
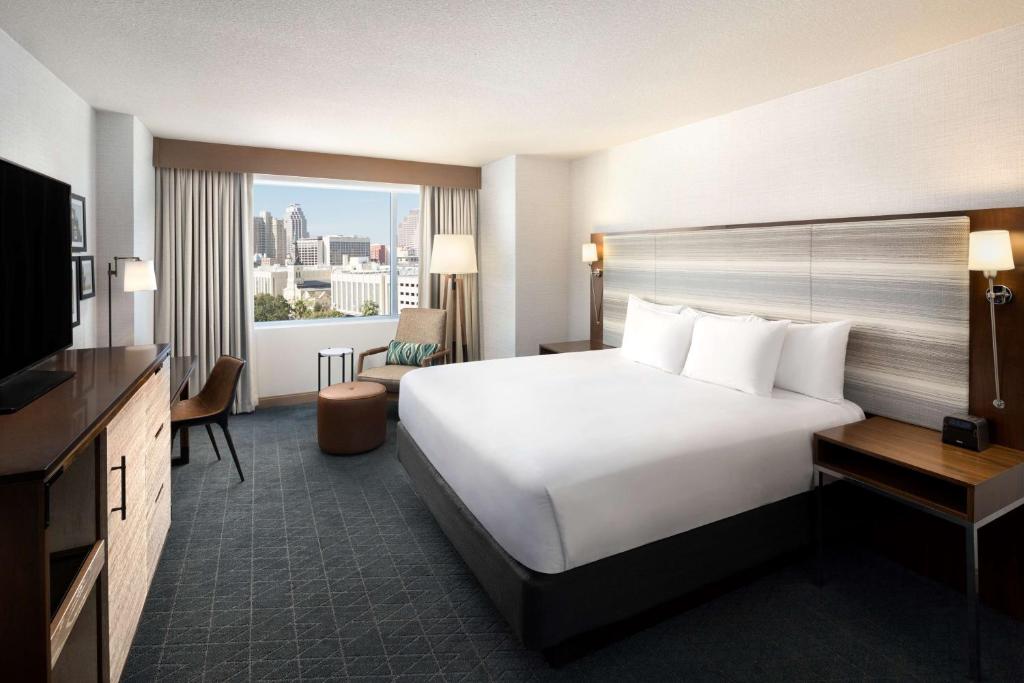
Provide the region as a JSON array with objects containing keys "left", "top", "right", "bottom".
[
  {"left": 77, "top": 255, "right": 95, "bottom": 300},
  {"left": 71, "top": 259, "right": 80, "bottom": 328},
  {"left": 70, "top": 193, "right": 87, "bottom": 253}
]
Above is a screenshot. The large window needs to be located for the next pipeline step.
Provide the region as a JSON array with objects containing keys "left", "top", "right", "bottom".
[{"left": 251, "top": 176, "right": 420, "bottom": 324}]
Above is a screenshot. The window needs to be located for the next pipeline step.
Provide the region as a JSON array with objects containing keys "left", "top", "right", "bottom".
[{"left": 251, "top": 176, "right": 420, "bottom": 323}]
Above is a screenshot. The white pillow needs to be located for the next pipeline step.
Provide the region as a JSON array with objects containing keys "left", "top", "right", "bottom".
[
  {"left": 621, "top": 295, "right": 684, "bottom": 350},
  {"left": 774, "top": 321, "right": 852, "bottom": 403},
  {"left": 621, "top": 306, "right": 700, "bottom": 374},
  {"left": 682, "top": 316, "right": 791, "bottom": 396}
]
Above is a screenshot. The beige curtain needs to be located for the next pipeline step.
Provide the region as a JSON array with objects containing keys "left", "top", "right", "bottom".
[
  {"left": 419, "top": 186, "right": 480, "bottom": 362},
  {"left": 155, "top": 168, "right": 256, "bottom": 412}
]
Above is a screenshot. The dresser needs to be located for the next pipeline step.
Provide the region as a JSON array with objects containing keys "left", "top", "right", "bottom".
[{"left": 0, "top": 345, "right": 173, "bottom": 682}]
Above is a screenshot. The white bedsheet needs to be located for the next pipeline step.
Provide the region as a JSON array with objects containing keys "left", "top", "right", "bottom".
[{"left": 399, "top": 349, "right": 863, "bottom": 574}]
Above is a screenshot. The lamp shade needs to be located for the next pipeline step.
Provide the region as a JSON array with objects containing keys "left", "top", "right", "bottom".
[
  {"left": 123, "top": 260, "right": 157, "bottom": 292},
  {"left": 968, "top": 230, "right": 1015, "bottom": 272},
  {"left": 581, "top": 243, "right": 598, "bottom": 263},
  {"left": 429, "top": 234, "right": 478, "bottom": 275}
]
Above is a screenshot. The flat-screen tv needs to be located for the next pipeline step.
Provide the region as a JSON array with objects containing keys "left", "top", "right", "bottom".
[{"left": 0, "top": 157, "right": 73, "bottom": 406}]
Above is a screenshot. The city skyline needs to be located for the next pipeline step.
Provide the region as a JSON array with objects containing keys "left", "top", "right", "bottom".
[{"left": 253, "top": 182, "right": 418, "bottom": 244}]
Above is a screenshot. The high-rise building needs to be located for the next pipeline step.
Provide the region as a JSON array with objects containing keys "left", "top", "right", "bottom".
[
  {"left": 397, "top": 209, "right": 419, "bottom": 255},
  {"left": 253, "top": 214, "right": 274, "bottom": 258},
  {"left": 284, "top": 204, "right": 309, "bottom": 248},
  {"left": 272, "top": 218, "right": 288, "bottom": 262},
  {"left": 370, "top": 243, "right": 388, "bottom": 265},
  {"left": 295, "top": 237, "right": 325, "bottom": 266},
  {"left": 324, "top": 235, "right": 371, "bottom": 265}
]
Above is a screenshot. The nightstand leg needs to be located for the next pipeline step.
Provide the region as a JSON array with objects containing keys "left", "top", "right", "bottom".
[
  {"left": 815, "top": 470, "right": 824, "bottom": 586},
  {"left": 966, "top": 525, "right": 980, "bottom": 680}
]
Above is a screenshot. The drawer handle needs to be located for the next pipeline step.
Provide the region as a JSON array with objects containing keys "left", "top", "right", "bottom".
[
  {"left": 155, "top": 482, "right": 165, "bottom": 504},
  {"left": 155, "top": 423, "right": 164, "bottom": 439},
  {"left": 110, "top": 456, "right": 126, "bottom": 521}
]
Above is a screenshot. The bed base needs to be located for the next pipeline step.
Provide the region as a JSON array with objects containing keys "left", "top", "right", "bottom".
[{"left": 397, "top": 422, "right": 815, "bottom": 649}]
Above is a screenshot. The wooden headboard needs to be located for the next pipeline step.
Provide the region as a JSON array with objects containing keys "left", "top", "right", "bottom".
[{"left": 590, "top": 208, "right": 1024, "bottom": 449}]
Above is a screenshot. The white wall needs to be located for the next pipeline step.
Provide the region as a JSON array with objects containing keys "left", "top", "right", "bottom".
[
  {"left": 479, "top": 155, "right": 571, "bottom": 359},
  {"left": 0, "top": 28, "right": 97, "bottom": 348},
  {"left": 95, "top": 111, "right": 156, "bottom": 347},
  {"left": 568, "top": 23, "right": 1024, "bottom": 339},
  {"left": 514, "top": 156, "right": 570, "bottom": 356},
  {"left": 479, "top": 156, "right": 517, "bottom": 359},
  {"left": 253, "top": 318, "right": 398, "bottom": 399}
]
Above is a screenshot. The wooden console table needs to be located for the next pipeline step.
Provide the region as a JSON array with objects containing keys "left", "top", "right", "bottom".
[
  {"left": 0, "top": 345, "right": 173, "bottom": 681},
  {"left": 814, "top": 417, "right": 1024, "bottom": 680},
  {"left": 169, "top": 356, "right": 195, "bottom": 466}
]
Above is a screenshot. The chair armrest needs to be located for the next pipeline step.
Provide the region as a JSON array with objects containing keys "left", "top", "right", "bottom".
[
  {"left": 420, "top": 347, "right": 449, "bottom": 367},
  {"left": 358, "top": 346, "right": 388, "bottom": 373}
]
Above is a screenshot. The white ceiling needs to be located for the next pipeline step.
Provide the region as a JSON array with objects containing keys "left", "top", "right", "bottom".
[{"left": 2, "top": 1, "right": 1022, "bottom": 166}]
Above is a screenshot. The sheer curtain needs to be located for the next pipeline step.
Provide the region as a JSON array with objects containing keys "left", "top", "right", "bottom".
[
  {"left": 155, "top": 168, "right": 256, "bottom": 412},
  {"left": 419, "top": 186, "right": 480, "bottom": 362}
]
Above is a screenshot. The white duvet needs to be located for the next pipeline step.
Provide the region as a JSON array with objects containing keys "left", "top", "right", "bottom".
[{"left": 399, "top": 349, "right": 863, "bottom": 574}]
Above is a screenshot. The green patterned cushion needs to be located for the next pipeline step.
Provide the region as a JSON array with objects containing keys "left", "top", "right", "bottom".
[{"left": 385, "top": 340, "right": 440, "bottom": 366}]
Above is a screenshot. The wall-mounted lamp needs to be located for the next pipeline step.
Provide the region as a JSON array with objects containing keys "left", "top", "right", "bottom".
[
  {"left": 108, "top": 257, "right": 157, "bottom": 348},
  {"left": 968, "top": 230, "right": 1015, "bottom": 409},
  {"left": 582, "top": 242, "right": 602, "bottom": 325}
]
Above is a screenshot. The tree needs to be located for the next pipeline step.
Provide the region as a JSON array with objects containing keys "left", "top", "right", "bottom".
[
  {"left": 360, "top": 300, "right": 380, "bottom": 317},
  {"left": 254, "top": 294, "right": 291, "bottom": 322},
  {"left": 291, "top": 299, "right": 311, "bottom": 319}
]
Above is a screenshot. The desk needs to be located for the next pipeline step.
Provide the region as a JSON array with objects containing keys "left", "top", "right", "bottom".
[
  {"left": 169, "top": 356, "right": 195, "bottom": 466},
  {"left": 814, "top": 416, "right": 1024, "bottom": 680}
]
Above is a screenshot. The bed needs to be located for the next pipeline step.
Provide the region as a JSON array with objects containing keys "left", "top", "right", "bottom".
[{"left": 398, "top": 348, "right": 863, "bottom": 647}]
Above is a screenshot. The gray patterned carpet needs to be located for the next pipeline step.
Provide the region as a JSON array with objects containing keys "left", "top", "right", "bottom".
[{"left": 124, "top": 403, "right": 1024, "bottom": 681}]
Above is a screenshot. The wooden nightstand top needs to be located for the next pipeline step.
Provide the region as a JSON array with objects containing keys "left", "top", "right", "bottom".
[
  {"left": 538, "top": 340, "right": 613, "bottom": 354},
  {"left": 814, "top": 416, "right": 1024, "bottom": 523}
]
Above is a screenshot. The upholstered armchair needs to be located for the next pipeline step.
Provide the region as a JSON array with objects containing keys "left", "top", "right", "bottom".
[{"left": 357, "top": 308, "right": 448, "bottom": 394}]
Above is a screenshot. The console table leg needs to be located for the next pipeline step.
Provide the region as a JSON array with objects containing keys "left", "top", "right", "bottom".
[
  {"left": 815, "top": 470, "right": 824, "bottom": 586},
  {"left": 966, "top": 525, "right": 980, "bottom": 680}
]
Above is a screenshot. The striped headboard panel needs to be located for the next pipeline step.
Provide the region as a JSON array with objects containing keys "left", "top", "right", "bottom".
[{"left": 602, "top": 216, "right": 970, "bottom": 428}]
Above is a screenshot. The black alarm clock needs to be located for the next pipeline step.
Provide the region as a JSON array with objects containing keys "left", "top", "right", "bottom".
[{"left": 942, "top": 415, "right": 989, "bottom": 452}]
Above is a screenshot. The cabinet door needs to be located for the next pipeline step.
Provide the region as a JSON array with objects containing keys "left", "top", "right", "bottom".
[{"left": 105, "top": 386, "right": 150, "bottom": 683}]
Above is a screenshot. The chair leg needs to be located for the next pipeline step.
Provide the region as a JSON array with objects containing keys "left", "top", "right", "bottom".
[
  {"left": 205, "top": 424, "right": 222, "bottom": 461},
  {"left": 220, "top": 422, "right": 245, "bottom": 482}
]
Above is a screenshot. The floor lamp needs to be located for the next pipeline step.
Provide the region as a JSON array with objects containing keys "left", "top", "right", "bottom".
[
  {"left": 429, "top": 234, "right": 477, "bottom": 362},
  {"left": 108, "top": 257, "right": 157, "bottom": 347}
]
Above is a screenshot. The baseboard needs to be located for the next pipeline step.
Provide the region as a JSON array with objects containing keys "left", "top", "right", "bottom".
[{"left": 258, "top": 391, "right": 318, "bottom": 408}]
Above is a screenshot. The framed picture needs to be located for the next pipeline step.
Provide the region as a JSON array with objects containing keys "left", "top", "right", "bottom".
[
  {"left": 71, "top": 259, "right": 80, "bottom": 328},
  {"left": 70, "top": 193, "right": 87, "bottom": 253},
  {"left": 77, "top": 255, "right": 95, "bottom": 300}
]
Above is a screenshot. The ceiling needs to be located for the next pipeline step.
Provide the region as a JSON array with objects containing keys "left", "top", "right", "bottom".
[{"left": 2, "top": 1, "right": 1022, "bottom": 166}]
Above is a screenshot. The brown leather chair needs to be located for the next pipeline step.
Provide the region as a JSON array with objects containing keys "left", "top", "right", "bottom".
[
  {"left": 357, "top": 308, "right": 447, "bottom": 395},
  {"left": 171, "top": 355, "right": 246, "bottom": 481}
]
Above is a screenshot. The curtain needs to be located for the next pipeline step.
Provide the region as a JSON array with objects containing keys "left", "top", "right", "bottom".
[
  {"left": 155, "top": 168, "right": 256, "bottom": 412},
  {"left": 419, "top": 186, "right": 480, "bottom": 362}
]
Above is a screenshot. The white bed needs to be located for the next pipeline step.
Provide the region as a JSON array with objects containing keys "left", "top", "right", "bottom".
[{"left": 399, "top": 349, "right": 863, "bottom": 574}]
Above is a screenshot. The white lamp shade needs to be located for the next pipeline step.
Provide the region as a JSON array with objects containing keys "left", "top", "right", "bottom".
[
  {"left": 581, "top": 243, "right": 599, "bottom": 263},
  {"left": 968, "top": 230, "right": 1015, "bottom": 272},
  {"left": 123, "top": 260, "right": 157, "bottom": 292},
  {"left": 429, "top": 234, "right": 478, "bottom": 274}
]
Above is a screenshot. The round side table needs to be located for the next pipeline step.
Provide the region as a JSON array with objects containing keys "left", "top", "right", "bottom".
[{"left": 318, "top": 347, "right": 354, "bottom": 390}]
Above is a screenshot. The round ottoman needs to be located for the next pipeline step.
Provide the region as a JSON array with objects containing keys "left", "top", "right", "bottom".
[{"left": 317, "top": 381, "right": 387, "bottom": 455}]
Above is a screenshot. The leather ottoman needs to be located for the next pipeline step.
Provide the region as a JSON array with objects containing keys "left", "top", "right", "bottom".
[{"left": 317, "top": 381, "right": 387, "bottom": 455}]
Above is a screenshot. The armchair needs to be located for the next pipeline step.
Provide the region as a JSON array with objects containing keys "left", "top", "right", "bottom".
[{"left": 357, "top": 308, "right": 448, "bottom": 395}]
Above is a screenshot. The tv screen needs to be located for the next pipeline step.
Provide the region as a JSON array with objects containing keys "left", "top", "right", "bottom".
[{"left": 0, "top": 157, "right": 73, "bottom": 383}]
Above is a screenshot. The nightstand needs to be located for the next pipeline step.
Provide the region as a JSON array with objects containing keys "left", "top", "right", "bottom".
[
  {"left": 813, "top": 416, "right": 1024, "bottom": 680},
  {"left": 538, "top": 340, "right": 612, "bottom": 355}
]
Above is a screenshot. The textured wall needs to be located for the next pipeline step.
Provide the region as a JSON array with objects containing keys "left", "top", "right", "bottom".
[
  {"left": 0, "top": 28, "right": 97, "bottom": 347},
  {"left": 569, "top": 23, "right": 1024, "bottom": 339}
]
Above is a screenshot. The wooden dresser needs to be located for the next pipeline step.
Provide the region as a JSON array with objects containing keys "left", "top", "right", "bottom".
[{"left": 0, "top": 345, "right": 172, "bottom": 682}]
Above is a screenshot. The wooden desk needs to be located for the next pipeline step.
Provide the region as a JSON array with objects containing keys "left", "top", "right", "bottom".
[
  {"left": 538, "top": 340, "right": 612, "bottom": 355},
  {"left": 814, "top": 417, "right": 1024, "bottom": 680},
  {"left": 169, "top": 356, "right": 195, "bottom": 466}
]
